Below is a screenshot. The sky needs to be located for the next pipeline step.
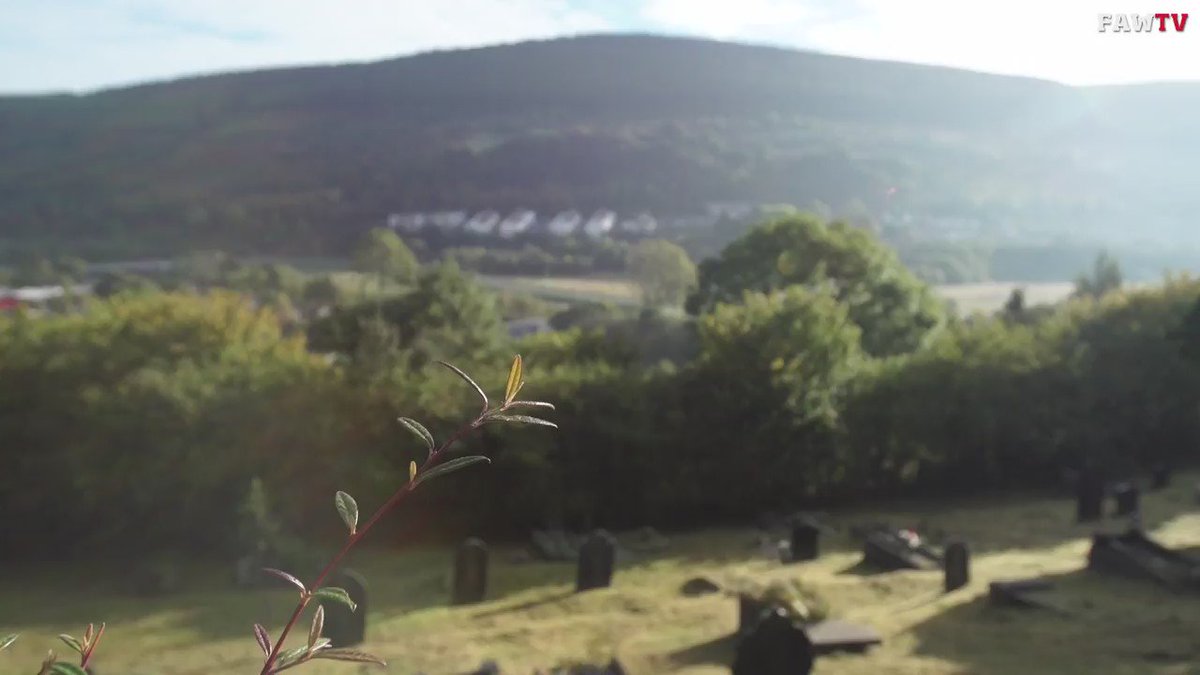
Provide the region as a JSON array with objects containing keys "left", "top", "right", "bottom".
[{"left": 2, "top": 0, "right": 1199, "bottom": 94}]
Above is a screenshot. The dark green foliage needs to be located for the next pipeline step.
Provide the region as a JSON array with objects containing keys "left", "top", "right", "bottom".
[
  {"left": 628, "top": 239, "right": 697, "bottom": 308},
  {"left": 1073, "top": 251, "right": 1124, "bottom": 299},
  {"left": 687, "top": 214, "right": 945, "bottom": 356}
]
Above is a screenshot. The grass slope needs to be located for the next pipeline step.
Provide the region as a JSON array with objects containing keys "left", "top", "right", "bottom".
[{"left": 3, "top": 479, "right": 1198, "bottom": 674}]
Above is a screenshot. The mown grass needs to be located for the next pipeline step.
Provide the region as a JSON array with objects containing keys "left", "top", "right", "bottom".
[{"left": 3, "top": 478, "right": 1199, "bottom": 674}]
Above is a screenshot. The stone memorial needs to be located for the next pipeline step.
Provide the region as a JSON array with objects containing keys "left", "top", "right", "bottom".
[
  {"left": 452, "top": 538, "right": 489, "bottom": 606},
  {"left": 790, "top": 519, "right": 820, "bottom": 562},
  {"left": 1076, "top": 468, "right": 1104, "bottom": 523},
  {"left": 732, "top": 608, "right": 815, "bottom": 675},
  {"left": 943, "top": 541, "right": 970, "bottom": 592},
  {"left": 575, "top": 530, "right": 616, "bottom": 592},
  {"left": 1113, "top": 482, "right": 1140, "bottom": 517},
  {"left": 1150, "top": 462, "right": 1171, "bottom": 490}
]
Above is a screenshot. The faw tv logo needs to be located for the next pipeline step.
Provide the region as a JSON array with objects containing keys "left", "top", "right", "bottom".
[{"left": 1098, "top": 13, "right": 1189, "bottom": 32}]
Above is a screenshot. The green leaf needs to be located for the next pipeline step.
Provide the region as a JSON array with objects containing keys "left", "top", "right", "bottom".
[
  {"left": 436, "top": 360, "right": 488, "bottom": 410},
  {"left": 507, "top": 400, "right": 556, "bottom": 411},
  {"left": 312, "top": 586, "right": 358, "bottom": 612},
  {"left": 0, "top": 634, "right": 17, "bottom": 651},
  {"left": 307, "top": 637, "right": 331, "bottom": 654},
  {"left": 308, "top": 605, "right": 324, "bottom": 649},
  {"left": 485, "top": 414, "right": 558, "bottom": 429},
  {"left": 398, "top": 417, "right": 435, "bottom": 454},
  {"left": 273, "top": 644, "right": 311, "bottom": 670},
  {"left": 49, "top": 665, "right": 88, "bottom": 675},
  {"left": 57, "top": 634, "right": 83, "bottom": 655},
  {"left": 311, "top": 649, "right": 387, "bottom": 666},
  {"left": 504, "top": 354, "right": 523, "bottom": 404},
  {"left": 261, "top": 568, "right": 307, "bottom": 593},
  {"left": 411, "top": 455, "right": 491, "bottom": 488},
  {"left": 334, "top": 491, "right": 358, "bottom": 535}
]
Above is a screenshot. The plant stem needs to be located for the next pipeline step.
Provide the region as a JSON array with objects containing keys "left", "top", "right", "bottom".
[{"left": 259, "top": 412, "right": 487, "bottom": 674}]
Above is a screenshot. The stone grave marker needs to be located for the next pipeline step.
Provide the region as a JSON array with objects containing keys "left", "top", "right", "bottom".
[
  {"left": 452, "top": 537, "right": 489, "bottom": 606},
  {"left": 943, "top": 541, "right": 970, "bottom": 592},
  {"left": 1150, "top": 463, "right": 1171, "bottom": 490},
  {"left": 320, "top": 568, "right": 368, "bottom": 647},
  {"left": 576, "top": 530, "right": 616, "bottom": 592},
  {"left": 732, "top": 608, "right": 815, "bottom": 675},
  {"left": 1076, "top": 468, "right": 1104, "bottom": 523},
  {"left": 790, "top": 518, "right": 820, "bottom": 562},
  {"left": 1113, "top": 482, "right": 1140, "bottom": 517},
  {"left": 738, "top": 594, "right": 770, "bottom": 635}
]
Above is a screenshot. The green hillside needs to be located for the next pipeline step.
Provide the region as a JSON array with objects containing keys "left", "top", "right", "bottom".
[{"left": 0, "top": 34, "right": 1197, "bottom": 260}]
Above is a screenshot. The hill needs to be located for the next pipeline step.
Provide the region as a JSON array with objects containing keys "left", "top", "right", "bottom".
[{"left": 1, "top": 34, "right": 1198, "bottom": 261}]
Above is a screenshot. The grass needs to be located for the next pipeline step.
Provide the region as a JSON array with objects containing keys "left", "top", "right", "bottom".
[
  {"left": 477, "top": 275, "right": 643, "bottom": 306},
  {"left": 4, "top": 479, "right": 1200, "bottom": 674},
  {"left": 476, "top": 274, "right": 1087, "bottom": 316}
]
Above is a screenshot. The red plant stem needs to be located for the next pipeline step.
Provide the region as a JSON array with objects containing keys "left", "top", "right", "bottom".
[{"left": 259, "top": 413, "right": 487, "bottom": 675}]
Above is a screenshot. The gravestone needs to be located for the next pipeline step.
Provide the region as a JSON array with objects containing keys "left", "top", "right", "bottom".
[
  {"left": 1150, "top": 463, "right": 1171, "bottom": 490},
  {"left": 738, "top": 595, "right": 770, "bottom": 635},
  {"left": 943, "top": 541, "right": 970, "bottom": 592},
  {"left": 1113, "top": 482, "right": 1140, "bottom": 517},
  {"left": 790, "top": 519, "right": 820, "bottom": 562},
  {"left": 452, "top": 538, "right": 489, "bottom": 606},
  {"left": 1076, "top": 468, "right": 1104, "bottom": 523},
  {"left": 320, "top": 568, "right": 368, "bottom": 647},
  {"left": 575, "top": 530, "right": 616, "bottom": 592},
  {"left": 732, "top": 608, "right": 815, "bottom": 675}
]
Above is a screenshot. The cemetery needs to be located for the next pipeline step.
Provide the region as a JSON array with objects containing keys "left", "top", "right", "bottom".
[{"left": 4, "top": 468, "right": 1200, "bottom": 673}]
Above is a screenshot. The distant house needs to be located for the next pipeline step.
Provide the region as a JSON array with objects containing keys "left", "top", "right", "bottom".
[
  {"left": 498, "top": 210, "right": 537, "bottom": 238},
  {"left": 619, "top": 213, "right": 658, "bottom": 235},
  {"left": 583, "top": 210, "right": 616, "bottom": 239},
  {"left": 506, "top": 317, "right": 552, "bottom": 339},
  {"left": 427, "top": 211, "right": 467, "bottom": 231},
  {"left": 464, "top": 210, "right": 501, "bottom": 235},
  {"left": 0, "top": 284, "right": 91, "bottom": 311},
  {"left": 386, "top": 213, "right": 427, "bottom": 233},
  {"left": 705, "top": 202, "right": 756, "bottom": 220},
  {"left": 546, "top": 210, "right": 582, "bottom": 236}
]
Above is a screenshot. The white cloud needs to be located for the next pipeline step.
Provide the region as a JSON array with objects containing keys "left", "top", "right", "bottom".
[
  {"left": 0, "top": 0, "right": 611, "bottom": 93},
  {"left": 640, "top": 0, "right": 1200, "bottom": 84}
]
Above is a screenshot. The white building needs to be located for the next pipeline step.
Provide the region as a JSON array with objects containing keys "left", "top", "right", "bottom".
[
  {"left": 498, "top": 210, "right": 537, "bottom": 239},
  {"left": 430, "top": 211, "right": 468, "bottom": 231},
  {"left": 546, "top": 210, "right": 582, "bottom": 236},
  {"left": 386, "top": 213, "right": 426, "bottom": 233},
  {"left": 464, "top": 210, "right": 501, "bottom": 235},
  {"left": 619, "top": 213, "right": 658, "bottom": 235},
  {"left": 583, "top": 210, "right": 616, "bottom": 239}
]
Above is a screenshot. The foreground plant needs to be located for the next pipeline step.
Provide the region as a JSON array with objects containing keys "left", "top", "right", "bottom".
[
  {"left": 0, "top": 356, "right": 554, "bottom": 675},
  {"left": 0, "top": 623, "right": 106, "bottom": 674},
  {"left": 255, "top": 355, "right": 555, "bottom": 674}
]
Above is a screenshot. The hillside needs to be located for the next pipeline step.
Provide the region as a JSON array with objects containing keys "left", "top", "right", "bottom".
[{"left": 1, "top": 34, "right": 1198, "bottom": 261}]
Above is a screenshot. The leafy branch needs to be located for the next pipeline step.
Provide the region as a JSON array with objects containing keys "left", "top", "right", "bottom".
[{"left": 255, "top": 355, "right": 555, "bottom": 674}]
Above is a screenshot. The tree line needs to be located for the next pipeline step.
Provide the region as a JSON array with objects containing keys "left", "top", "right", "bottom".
[{"left": 1, "top": 214, "right": 1196, "bottom": 559}]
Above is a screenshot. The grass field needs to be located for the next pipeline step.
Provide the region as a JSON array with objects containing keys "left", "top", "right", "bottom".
[
  {"left": 3, "top": 479, "right": 1199, "bottom": 674},
  {"left": 476, "top": 274, "right": 1083, "bottom": 316}
]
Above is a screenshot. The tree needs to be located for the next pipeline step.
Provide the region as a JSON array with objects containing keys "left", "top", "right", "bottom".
[
  {"left": 686, "top": 214, "right": 944, "bottom": 356},
  {"left": 628, "top": 239, "right": 698, "bottom": 308},
  {"left": 302, "top": 275, "right": 342, "bottom": 310},
  {"left": 354, "top": 228, "right": 418, "bottom": 294},
  {"left": 1073, "top": 251, "right": 1123, "bottom": 299},
  {"left": 1002, "top": 287, "right": 1026, "bottom": 322}
]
